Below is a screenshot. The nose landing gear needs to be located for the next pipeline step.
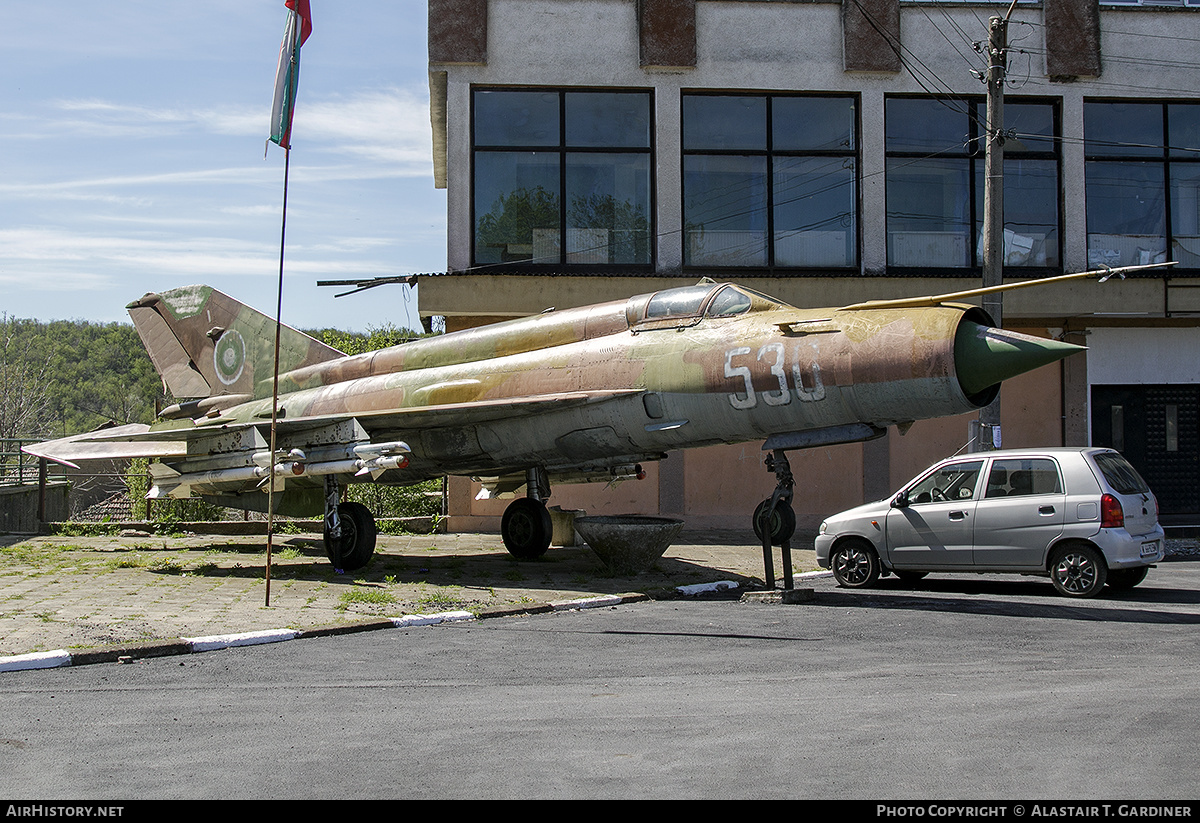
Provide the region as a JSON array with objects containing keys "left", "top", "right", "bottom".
[{"left": 753, "top": 450, "right": 797, "bottom": 589}]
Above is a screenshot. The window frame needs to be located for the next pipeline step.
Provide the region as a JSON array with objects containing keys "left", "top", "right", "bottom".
[
  {"left": 1083, "top": 99, "right": 1200, "bottom": 276},
  {"left": 470, "top": 87, "right": 656, "bottom": 272},
  {"left": 680, "top": 90, "right": 861, "bottom": 274},
  {"left": 884, "top": 94, "right": 1063, "bottom": 277}
]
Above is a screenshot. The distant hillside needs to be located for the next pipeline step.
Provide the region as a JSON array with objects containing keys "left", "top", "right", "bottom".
[
  {"left": 1, "top": 317, "right": 162, "bottom": 440},
  {"left": 1, "top": 316, "right": 432, "bottom": 441}
]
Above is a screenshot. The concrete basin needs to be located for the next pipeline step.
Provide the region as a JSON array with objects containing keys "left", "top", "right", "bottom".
[{"left": 574, "top": 515, "right": 685, "bottom": 575}]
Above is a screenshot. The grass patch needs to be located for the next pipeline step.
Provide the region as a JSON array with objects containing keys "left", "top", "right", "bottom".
[
  {"left": 415, "top": 585, "right": 469, "bottom": 612},
  {"left": 337, "top": 587, "right": 395, "bottom": 612}
]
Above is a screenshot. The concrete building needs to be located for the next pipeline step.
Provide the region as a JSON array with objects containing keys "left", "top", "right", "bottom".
[{"left": 421, "top": 0, "right": 1200, "bottom": 531}]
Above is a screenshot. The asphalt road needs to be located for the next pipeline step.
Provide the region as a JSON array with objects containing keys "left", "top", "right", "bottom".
[{"left": 2, "top": 562, "right": 1198, "bottom": 801}]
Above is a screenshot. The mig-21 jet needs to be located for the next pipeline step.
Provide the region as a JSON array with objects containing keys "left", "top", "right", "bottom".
[{"left": 26, "top": 269, "right": 1146, "bottom": 570}]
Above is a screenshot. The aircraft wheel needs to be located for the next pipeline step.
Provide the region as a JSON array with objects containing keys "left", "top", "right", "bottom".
[
  {"left": 752, "top": 498, "right": 796, "bottom": 546},
  {"left": 502, "top": 498, "right": 553, "bottom": 560},
  {"left": 324, "top": 501, "right": 377, "bottom": 571}
]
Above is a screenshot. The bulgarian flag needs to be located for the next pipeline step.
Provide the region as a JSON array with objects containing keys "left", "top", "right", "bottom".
[{"left": 268, "top": 0, "right": 313, "bottom": 150}]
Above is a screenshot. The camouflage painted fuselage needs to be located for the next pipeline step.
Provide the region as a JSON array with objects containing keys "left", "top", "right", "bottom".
[
  {"left": 30, "top": 281, "right": 1078, "bottom": 516},
  {"left": 254, "top": 287, "right": 985, "bottom": 479}
]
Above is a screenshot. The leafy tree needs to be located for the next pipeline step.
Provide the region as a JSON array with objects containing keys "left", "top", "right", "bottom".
[
  {"left": 476, "top": 185, "right": 560, "bottom": 258},
  {"left": 0, "top": 315, "right": 54, "bottom": 443},
  {"left": 312, "top": 322, "right": 427, "bottom": 356}
]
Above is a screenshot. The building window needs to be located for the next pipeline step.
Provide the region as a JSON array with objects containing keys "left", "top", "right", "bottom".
[
  {"left": 681, "top": 93, "right": 858, "bottom": 270},
  {"left": 885, "top": 97, "right": 1060, "bottom": 271},
  {"left": 1084, "top": 101, "right": 1200, "bottom": 272},
  {"left": 1100, "top": 0, "right": 1200, "bottom": 6},
  {"left": 472, "top": 89, "right": 653, "bottom": 268}
]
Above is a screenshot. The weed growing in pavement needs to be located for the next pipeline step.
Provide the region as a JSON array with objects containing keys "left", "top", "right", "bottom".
[
  {"left": 416, "top": 585, "right": 469, "bottom": 612},
  {"left": 337, "top": 588, "right": 395, "bottom": 612}
]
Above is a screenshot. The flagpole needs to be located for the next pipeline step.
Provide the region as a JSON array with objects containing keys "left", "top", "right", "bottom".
[
  {"left": 265, "top": 0, "right": 310, "bottom": 606},
  {"left": 266, "top": 144, "right": 290, "bottom": 608}
]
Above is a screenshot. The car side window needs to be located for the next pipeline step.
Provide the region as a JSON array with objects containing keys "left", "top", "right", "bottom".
[
  {"left": 984, "top": 458, "right": 1062, "bottom": 498},
  {"left": 907, "top": 461, "right": 983, "bottom": 504}
]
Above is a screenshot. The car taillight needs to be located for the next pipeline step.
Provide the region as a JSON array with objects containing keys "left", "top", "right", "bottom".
[{"left": 1101, "top": 493, "right": 1125, "bottom": 529}]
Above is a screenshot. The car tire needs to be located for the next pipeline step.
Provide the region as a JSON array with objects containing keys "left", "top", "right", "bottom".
[
  {"left": 1049, "top": 543, "right": 1107, "bottom": 598},
  {"left": 831, "top": 540, "right": 881, "bottom": 589},
  {"left": 1106, "top": 566, "right": 1149, "bottom": 591}
]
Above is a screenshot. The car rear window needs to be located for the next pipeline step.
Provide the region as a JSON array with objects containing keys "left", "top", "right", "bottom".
[{"left": 1093, "top": 452, "right": 1150, "bottom": 495}]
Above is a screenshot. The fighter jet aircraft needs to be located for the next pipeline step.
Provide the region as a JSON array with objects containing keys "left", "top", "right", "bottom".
[{"left": 26, "top": 271, "right": 1136, "bottom": 571}]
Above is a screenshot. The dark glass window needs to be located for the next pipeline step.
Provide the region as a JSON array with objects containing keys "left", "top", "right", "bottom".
[
  {"left": 682, "top": 94, "right": 858, "bottom": 270},
  {"left": 472, "top": 89, "right": 653, "bottom": 267},
  {"left": 985, "top": 458, "right": 1063, "bottom": 498},
  {"left": 1085, "top": 101, "right": 1200, "bottom": 271},
  {"left": 885, "top": 97, "right": 1060, "bottom": 270}
]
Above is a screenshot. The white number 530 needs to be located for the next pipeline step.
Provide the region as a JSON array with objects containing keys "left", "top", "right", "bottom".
[{"left": 724, "top": 344, "right": 825, "bottom": 410}]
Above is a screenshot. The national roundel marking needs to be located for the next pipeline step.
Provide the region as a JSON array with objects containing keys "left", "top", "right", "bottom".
[{"left": 214, "top": 330, "right": 246, "bottom": 385}]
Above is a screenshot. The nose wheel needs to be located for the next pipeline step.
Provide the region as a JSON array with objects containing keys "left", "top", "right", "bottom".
[
  {"left": 753, "top": 497, "right": 796, "bottom": 546},
  {"left": 754, "top": 450, "right": 797, "bottom": 589}
]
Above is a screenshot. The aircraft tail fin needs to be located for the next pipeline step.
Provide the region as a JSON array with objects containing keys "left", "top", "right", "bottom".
[{"left": 127, "top": 285, "right": 344, "bottom": 402}]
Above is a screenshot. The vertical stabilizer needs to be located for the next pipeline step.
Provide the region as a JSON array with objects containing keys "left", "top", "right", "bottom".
[{"left": 127, "top": 285, "right": 344, "bottom": 401}]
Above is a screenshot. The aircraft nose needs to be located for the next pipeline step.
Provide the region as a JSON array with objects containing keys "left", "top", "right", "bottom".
[{"left": 954, "top": 321, "right": 1084, "bottom": 399}]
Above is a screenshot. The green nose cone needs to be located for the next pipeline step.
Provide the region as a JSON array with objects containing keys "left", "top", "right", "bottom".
[{"left": 955, "top": 321, "right": 1085, "bottom": 399}]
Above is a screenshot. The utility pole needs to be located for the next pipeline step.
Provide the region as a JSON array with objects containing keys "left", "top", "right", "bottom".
[{"left": 975, "top": 11, "right": 1009, "bottom": 451}]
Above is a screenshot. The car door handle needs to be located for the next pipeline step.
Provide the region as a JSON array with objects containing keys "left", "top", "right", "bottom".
[
  {"left": 1039, "top": 506, "right": 1056, "bottom": 515},
  {"left": 948, "top": 511, "right": 967, "bottom": 521}
]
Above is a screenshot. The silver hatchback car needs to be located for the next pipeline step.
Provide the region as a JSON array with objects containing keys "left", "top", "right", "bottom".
[{"left": 815, "top": 447, "right": 1164, "bottom": 597}]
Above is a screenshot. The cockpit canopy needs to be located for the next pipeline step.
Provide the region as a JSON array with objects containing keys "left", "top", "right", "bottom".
[{"left": 626, "top": 283, "right": 783, "bottom": 330}]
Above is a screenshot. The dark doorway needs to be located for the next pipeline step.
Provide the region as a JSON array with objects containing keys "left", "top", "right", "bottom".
[{"left": 1091, "top": 385, "right": 1200, "bottom": 524}]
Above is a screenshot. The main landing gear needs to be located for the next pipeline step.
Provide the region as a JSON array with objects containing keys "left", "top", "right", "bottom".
[
  {"left": 323, "top": 476, "right": 377, "bottom": 572},
  {"left": 501, "top": 467, "right": 553, "bottom": 560},
  {"left": 752, "top": 450, "right": 798, "bottom": 589}
]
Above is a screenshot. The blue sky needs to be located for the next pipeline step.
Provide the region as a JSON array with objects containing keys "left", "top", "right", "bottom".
[{"left": 1, "top": 0, "right": 444, "bottom": 332}]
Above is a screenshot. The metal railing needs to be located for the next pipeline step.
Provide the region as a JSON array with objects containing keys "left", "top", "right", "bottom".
[{"left": 0, "top": 438, "right": 64, "bottom": 486}]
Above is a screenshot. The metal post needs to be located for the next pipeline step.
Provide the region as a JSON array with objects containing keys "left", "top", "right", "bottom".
[{"left": 37, "top": 458, "right": 47, "bottom": 525}]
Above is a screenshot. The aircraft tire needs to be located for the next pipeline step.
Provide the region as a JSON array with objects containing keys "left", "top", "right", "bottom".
[
  {"left": 502, "top": 498, "right": 553, "bottom": 560},
  {"left": 324, "top": 501, "right": 377, "bottom": 571},
  {"left": 752, "top": 498, "right": 796, "bottom": 546}
]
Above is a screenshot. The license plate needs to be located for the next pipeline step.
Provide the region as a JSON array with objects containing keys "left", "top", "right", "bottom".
[{"left": 1141, "top": 540, "right": 1161, "bottom": 557}]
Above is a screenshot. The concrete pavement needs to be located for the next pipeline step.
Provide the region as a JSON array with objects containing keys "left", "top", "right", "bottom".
[{"left": 0, "top": 525, "right": 821, "bottom": 667}]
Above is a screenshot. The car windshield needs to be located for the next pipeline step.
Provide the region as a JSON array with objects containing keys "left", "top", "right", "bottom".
[{"left": 1094, "top": 452, "right": 1150, "bottom": 495}]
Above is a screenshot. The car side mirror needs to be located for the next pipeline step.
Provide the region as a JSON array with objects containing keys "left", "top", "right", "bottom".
[{"left": 891, "top": 491, "right": 909, "bottom": 508}]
